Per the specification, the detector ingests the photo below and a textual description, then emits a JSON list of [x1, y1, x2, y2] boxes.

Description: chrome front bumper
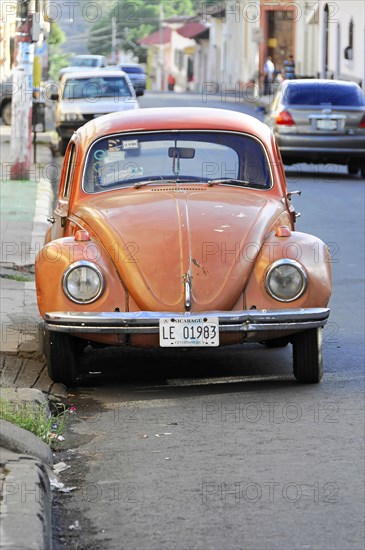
[[44, 308, 330, 334]]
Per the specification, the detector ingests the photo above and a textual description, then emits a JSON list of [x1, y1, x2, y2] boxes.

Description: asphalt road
[[52, 92, 365, 550]]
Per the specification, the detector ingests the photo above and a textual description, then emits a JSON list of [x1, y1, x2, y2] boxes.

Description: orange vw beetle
[[36, 108, 332, 385]]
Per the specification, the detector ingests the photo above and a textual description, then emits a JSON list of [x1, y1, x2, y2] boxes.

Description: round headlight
[[63, 261, 104, 304], [265, 259, 307, 302]]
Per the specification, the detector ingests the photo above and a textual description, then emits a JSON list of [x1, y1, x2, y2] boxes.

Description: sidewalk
[[0, 125, 66, 550], [0, 125, 54, 355]]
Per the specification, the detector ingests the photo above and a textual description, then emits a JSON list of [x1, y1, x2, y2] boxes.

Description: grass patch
[[1, 274, 33, 282], [0, 398, 67, 446]]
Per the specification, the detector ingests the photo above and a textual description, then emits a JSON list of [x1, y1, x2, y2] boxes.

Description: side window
[[63, 143, 76, 198]]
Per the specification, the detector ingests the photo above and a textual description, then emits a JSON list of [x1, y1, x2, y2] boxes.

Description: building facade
[[0, 1, 17, 81], [199, 1, 365, 92], [134, 1, 365, 93]]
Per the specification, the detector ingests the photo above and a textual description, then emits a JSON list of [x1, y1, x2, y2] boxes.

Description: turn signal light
[[359, 115, 365, 128], [276, 111, 295, 126], [275, 226, 292, 237], [75, 230, 91, 242]]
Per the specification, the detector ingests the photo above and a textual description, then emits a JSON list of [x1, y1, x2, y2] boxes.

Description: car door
[[51, 142, 77, 240]]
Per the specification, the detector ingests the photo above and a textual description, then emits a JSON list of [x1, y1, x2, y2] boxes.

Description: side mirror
[[50, 93, 59, 101], [287, 190, 302, 200]]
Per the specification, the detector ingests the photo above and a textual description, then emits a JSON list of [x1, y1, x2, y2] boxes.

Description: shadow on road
[[70, 343, 298, 401]]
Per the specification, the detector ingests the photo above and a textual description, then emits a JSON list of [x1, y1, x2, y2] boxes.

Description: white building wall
[[220, 1, 261, 89], [169, 31, 195, 91], [193, 38, 209, 91], [316, 1, 364, 86], [207, 16, 223, 84], [0, 9, 16, 81], [203, 0, 364, 93], [335, 1, 364, 85]]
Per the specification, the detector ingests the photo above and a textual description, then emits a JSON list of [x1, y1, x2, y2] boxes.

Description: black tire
[[348, 161, 359, 175], [292, 328, 323, 383], [44, 329, 82, 386], [360, 161, 365, 179], [59, 137, 69, 156], [2, 101, 12, 125], [262, 337, 290, 348]]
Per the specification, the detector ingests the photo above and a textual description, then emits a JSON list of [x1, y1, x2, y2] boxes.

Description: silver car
[[264, 79, 365, 177]]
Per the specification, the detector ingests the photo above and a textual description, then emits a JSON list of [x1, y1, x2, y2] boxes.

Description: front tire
[[292, 328, 323, 383], [2, 101, 12, 125], [44, 329, 82, 386], [348, 160, 359, 175], [360, 161, 365, 179]]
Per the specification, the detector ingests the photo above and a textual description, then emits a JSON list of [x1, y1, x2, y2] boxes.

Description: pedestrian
[[187, 73, 194, 92], [283, 54, 296, 79], [168, 74, 176, 91], [263, 56, 275, 95]]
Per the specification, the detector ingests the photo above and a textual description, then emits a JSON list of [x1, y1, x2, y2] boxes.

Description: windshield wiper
[[134, 179, 173, 189], [134, 178, 201, 189], [206, 178, 250, 187]]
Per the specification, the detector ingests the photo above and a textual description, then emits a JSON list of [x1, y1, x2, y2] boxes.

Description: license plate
[[316, 119, 337, 130], [159, 317, 219, 347]]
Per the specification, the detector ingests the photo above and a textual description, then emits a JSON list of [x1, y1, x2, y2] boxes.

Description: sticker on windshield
[[108, 138, 123, 152], [122, 139, 139, 150], [94, 149, 106, 160]]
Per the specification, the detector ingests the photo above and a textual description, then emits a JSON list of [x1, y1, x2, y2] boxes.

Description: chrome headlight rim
[[62, 260, 105, 304], [265, 259, 307, 302]]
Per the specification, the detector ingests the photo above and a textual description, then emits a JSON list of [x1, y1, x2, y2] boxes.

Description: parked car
[[119, 63, 146, 96], [264, 79, 365, 176], [52, 69, 139, 155], [0, 76, 48, 126], [36, 107, 332, 386], [0, 78, 12, 125], [58, 55, 108, 79]]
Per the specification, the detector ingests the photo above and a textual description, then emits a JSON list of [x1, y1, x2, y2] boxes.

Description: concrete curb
[[0, 420, 53, 466], [0, 394, 54, 549], [0, 451, 53, 550], [0, 388, 50, 411]]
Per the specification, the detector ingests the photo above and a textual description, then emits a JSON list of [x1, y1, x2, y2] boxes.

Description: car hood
[[58, 98, 138, 114], [73, 187, 285, 311]]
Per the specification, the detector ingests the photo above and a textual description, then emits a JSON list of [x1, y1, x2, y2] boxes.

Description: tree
[[88, 0, 197, 61], [48, 22, 70, 80]]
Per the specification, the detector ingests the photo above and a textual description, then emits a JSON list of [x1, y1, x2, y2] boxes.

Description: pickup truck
[[58, 55, 108, 80]]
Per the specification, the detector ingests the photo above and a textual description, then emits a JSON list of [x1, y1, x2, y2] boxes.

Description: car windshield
[[83, 131, 271, 193], [62, 77, 131, 99], [284, 82, 365, 106], [122, 66, 144, 74], [72, 57, 99, 67]]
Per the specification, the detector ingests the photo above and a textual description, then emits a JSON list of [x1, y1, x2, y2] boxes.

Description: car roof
[[61, 69, 127, 81], [120, 63, 143, 67], [75, 107, 272, 148], [282, 78, 361, 88], [73, 54, 105, 59]]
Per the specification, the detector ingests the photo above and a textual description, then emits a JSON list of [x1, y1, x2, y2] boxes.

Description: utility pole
[[159, 3, 164, 91], [10, 0, 34, 180], [111, 16, 117, 64]]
